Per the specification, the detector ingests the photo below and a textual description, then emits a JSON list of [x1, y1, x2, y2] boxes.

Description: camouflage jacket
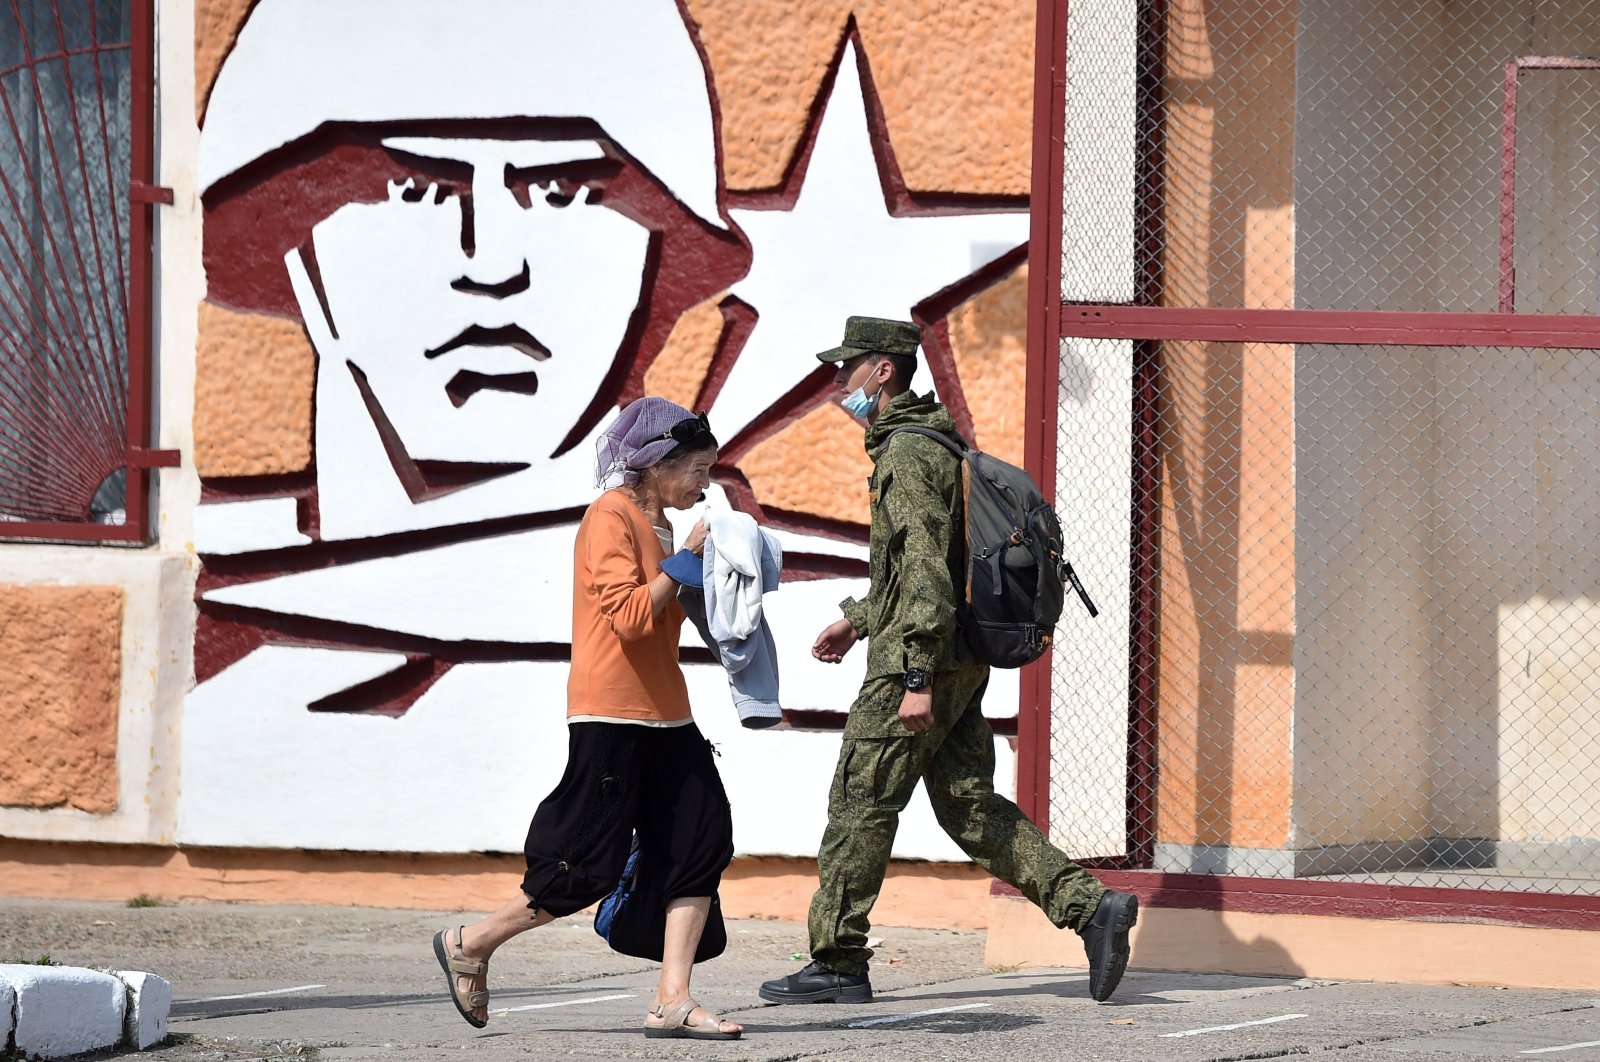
[[840, 390, 968, 679]]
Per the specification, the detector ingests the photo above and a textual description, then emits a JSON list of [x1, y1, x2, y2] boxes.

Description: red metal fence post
[[1498, 59, 1519, 315], [123, 0, 157, 542], [1021, 0, 1070, 831]]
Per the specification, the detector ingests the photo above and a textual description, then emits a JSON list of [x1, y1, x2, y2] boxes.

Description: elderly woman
[[433, 397, 741, 1040]]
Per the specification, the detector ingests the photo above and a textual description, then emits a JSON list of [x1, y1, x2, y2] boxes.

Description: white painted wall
[[180, 651, 1015, 860], [1059, 0, 1138, 306], [1048, 0, 1137, 859], [5, 0, 1031, 873], [169, 0, 1027, 866], [1499, 598, 1600, 848]]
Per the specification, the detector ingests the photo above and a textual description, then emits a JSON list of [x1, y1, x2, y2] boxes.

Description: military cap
[[814, 316, 922, 363]]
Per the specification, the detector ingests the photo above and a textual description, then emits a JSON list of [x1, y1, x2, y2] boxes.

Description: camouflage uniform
[[807, 389, 1106, 976]]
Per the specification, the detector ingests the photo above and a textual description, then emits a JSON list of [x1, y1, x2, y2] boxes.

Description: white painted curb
[[0, 979, 14, 1048], [1, 965, 125, 1058], [118, 970, 173, 1050], [0, 965, 171, 1057]]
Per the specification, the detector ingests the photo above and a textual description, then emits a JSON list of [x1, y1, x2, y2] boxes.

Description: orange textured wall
[[741, 403, 877, 525], [193, 300, 315, 479], [689, 0, 1034, 196], [0, 586, 123, 813], [194, 0, 254, 124], [643, 299, 726, 412], [690, 1, 1033, 517], [1161, 0, 1295, 311], [948, 263, 1029, 468], [1154, 0, 1297, 850]]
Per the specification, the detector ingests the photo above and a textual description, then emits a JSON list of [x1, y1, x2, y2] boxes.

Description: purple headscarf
[[595, 396, 699, 487]]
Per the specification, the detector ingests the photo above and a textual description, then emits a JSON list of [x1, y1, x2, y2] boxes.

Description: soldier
[[758, 316, 1139, 1006]]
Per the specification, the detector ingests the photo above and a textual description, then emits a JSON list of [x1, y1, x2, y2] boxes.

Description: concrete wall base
[[985, 892, 1600, 991], [0, 839, 992, 930]]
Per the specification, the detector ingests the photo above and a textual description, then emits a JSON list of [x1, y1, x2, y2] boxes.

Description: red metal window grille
[[0, 0, 166, 544]]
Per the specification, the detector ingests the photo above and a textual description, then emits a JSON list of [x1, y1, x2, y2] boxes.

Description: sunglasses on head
[[654, 412, 712, 445]]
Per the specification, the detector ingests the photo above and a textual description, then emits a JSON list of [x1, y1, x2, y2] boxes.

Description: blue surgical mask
[[841, 376, 881, 420]]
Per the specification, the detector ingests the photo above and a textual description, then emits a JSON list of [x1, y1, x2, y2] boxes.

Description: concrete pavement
[[2, 898, 1596, 1060]]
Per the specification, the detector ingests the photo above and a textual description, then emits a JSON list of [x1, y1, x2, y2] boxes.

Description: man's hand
[[812, 618, 860, 663], [898, 687, 934, 733]]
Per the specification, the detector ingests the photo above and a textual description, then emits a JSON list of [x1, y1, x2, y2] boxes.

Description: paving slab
[[2, 897, 1596, 1061], [1374, 1008, 1600, 1057]]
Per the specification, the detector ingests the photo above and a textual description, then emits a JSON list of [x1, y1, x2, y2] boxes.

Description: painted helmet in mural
[[198, 0, 726, 230]]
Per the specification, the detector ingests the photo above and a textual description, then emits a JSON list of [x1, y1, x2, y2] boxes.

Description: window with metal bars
[[0, 0, 157, 542]]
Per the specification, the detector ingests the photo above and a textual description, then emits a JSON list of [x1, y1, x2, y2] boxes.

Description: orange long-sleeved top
[[567, 488, 691, 722]]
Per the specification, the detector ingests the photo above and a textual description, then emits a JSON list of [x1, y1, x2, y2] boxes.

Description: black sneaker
[[758, 960, 874, 1004], [1080, 890, 1139, 1002]]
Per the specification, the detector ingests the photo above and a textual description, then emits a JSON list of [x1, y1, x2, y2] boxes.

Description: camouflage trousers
[[808, 659, 1107, 975]]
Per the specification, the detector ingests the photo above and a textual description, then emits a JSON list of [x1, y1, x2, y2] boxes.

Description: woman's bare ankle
[[457, 924, 493, 962]]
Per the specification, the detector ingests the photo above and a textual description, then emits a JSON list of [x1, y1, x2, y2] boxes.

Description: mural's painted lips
[[445, 370, 539, 407], [424, 324, 551, 363], [427, 325, 550, 407]]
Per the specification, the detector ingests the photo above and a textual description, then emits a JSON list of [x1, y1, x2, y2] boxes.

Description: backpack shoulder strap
[[881, 425, 968, 459], [879, 426, 973, 610], [894, 428, 1023, 533]]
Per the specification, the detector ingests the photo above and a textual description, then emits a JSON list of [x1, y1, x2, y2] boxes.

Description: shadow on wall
[[988, 884, 1305, 983], [1130, 905, 1304, 981]]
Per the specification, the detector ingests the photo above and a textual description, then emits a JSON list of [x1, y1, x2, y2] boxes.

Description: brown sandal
[[432, 926, 488, 1028], [644, 998, 742, 1040]]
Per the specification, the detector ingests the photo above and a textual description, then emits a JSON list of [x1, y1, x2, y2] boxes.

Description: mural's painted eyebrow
[[504, 157, 622, 187], [380, 136, 607, 171]]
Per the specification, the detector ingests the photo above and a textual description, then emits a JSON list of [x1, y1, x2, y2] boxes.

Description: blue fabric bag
[[593, 837, 726, 962], [593, 844, 641, 943]]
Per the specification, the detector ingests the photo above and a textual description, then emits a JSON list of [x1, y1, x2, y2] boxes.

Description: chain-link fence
[[1113, 0, 1600, 314], [1046, 0, 1600, 897]]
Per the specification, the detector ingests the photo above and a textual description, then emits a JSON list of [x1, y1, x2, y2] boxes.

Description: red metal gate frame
[[1019, 0, 1070, 838], [1020, 0, 1600, 919], [0, 0, 175, 545], [1499, 56, 1600, 314]]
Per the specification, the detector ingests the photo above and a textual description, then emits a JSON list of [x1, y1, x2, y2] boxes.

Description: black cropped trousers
[[521, 720, 733, 918]]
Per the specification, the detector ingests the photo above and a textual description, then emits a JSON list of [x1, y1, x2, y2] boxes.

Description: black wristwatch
[[903, 668, 928, 691]]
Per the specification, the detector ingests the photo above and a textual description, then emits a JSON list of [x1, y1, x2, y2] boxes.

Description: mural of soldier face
[[291, 134, 650, 474], [196, 0, 734, 540]]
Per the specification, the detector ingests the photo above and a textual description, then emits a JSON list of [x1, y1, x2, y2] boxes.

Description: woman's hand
[[683, 518, 709, 555]]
